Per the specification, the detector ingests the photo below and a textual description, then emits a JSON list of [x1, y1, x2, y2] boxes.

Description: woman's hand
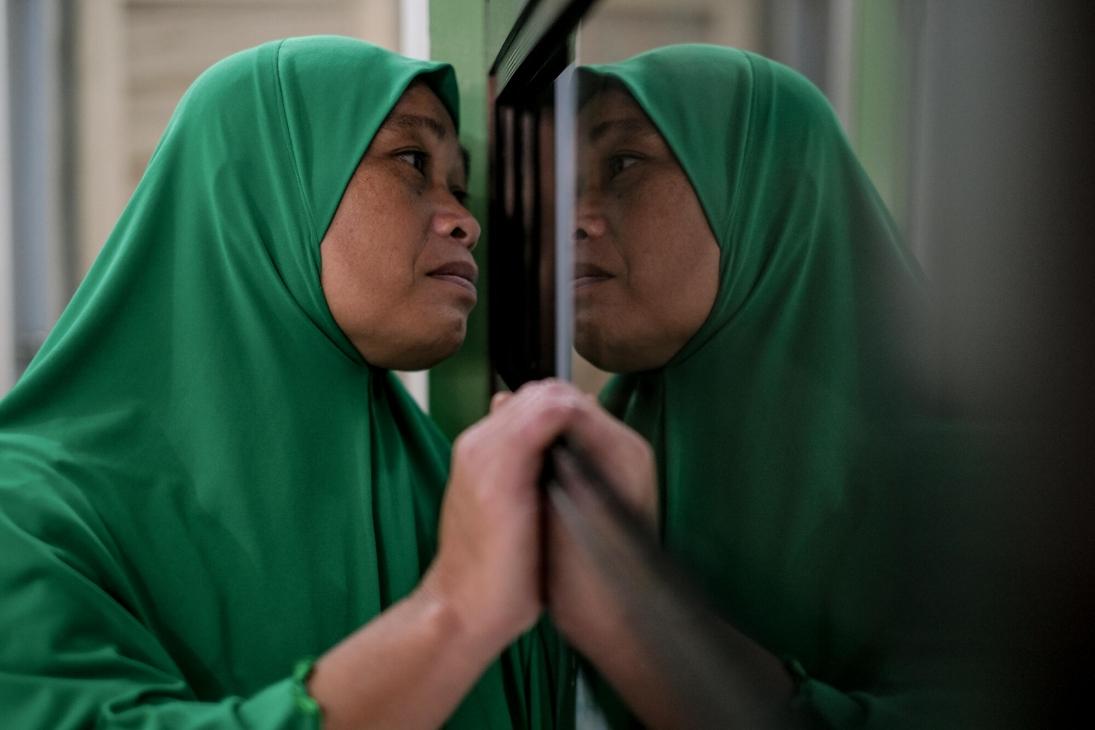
[[311, 380, 589, 730], [420, 379, 587, 655]]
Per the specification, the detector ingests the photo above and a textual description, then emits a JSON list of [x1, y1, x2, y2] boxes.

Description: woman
[[0, 36, 602, 729], [555, 45, 948, 727]]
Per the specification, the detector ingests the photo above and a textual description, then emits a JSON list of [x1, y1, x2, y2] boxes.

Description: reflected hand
[[539, 391, 659, 654]]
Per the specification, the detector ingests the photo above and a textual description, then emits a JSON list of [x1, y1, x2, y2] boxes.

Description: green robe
[[0, 37, 564, 729], [583, 45, 942, 727]]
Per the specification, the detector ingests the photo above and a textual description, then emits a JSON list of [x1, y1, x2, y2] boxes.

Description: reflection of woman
[[564, 45, 937, 727], [0, 37, 578, 729]]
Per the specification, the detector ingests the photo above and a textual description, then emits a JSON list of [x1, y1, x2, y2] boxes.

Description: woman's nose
[[433, 196, 481, 251], [574, 195, 607, 241]]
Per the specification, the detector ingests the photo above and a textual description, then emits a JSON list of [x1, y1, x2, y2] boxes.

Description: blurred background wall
[[0, 0, 409, 394]]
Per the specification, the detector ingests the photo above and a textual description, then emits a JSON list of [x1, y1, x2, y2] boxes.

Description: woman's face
[[320, 81, 480, 370], [574, 85, 720, 373]]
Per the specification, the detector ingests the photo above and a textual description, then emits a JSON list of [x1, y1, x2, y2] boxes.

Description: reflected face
[[320, 82, 480, 370], [574, 85, 720, 372]]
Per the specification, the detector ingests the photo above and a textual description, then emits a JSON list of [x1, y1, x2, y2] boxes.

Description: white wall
[[0, 0, 15, 392]]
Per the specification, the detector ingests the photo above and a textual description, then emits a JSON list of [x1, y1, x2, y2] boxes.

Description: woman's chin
[[575, 329, 676, 374], [359, 320, 467, 371], [574, 332, 626, 374]]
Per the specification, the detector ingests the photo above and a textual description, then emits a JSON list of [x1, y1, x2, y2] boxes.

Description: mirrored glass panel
[[551, 3, 960, 726]]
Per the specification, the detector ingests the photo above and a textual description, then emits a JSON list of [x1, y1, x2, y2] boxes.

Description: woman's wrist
[[308, 579, 510, 730], [414, 566, 516, 664]]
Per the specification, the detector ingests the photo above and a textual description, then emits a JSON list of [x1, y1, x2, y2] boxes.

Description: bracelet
[[291, 657, 323, 718]]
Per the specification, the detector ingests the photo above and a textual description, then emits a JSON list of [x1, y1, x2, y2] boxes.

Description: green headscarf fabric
[[583, 45, 936, 727], [0, 37, 564, 729]]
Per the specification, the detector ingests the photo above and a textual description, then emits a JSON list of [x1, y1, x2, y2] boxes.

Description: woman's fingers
[[489, 391, 512, 413], [485, 380, 583, 452], [489, 379, 656, 523]]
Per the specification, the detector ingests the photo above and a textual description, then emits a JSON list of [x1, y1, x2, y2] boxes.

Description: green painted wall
[[427, 0, 526, 437], [428, 1, 488, 438], [854, 0, 906, 226], [487, 0, 527, 60]]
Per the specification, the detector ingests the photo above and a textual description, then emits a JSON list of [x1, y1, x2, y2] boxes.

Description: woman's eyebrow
[[383, 113, 449, 140], [587, 117, 657, 143]]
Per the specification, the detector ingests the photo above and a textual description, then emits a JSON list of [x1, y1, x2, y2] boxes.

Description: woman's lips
[[574, 262, 613, 289], [428, 261, 479, 295]]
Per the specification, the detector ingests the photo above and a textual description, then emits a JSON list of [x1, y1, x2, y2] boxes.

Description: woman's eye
[[608, 154, 641, 179], [451, 188, 469, 206], [396, 149, 428, 174]]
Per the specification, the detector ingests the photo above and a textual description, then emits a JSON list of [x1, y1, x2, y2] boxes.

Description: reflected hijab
[[584, 45, 935, 727], [0, 37, 561, 729]]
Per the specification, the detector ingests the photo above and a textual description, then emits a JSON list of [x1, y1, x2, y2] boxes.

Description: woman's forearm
[[308, 583, 503, 730]]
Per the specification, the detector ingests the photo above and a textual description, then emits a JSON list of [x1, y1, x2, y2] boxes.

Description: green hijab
[[584, 45, 935, 727], [0, 37, 563, 729]]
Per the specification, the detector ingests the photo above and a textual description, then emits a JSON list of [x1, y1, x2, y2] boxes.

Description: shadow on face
[[573, 82, 720, 373], [319, 81, 481, 370]]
